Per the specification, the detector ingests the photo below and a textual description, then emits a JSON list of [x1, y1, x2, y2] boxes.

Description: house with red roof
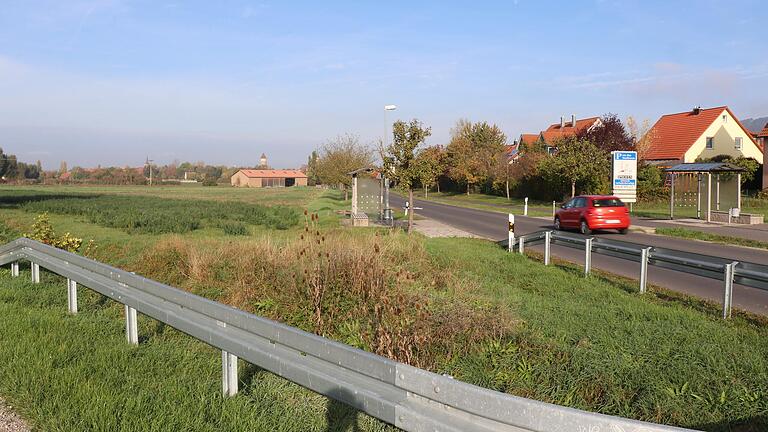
[[519, 115, 602, 155], [642, 106, 762, 166], [230, 169, 308, 187], [755, 122, 768, 154]]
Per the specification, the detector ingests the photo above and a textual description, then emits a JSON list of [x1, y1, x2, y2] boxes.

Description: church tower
[[259, 153, 268, 168]]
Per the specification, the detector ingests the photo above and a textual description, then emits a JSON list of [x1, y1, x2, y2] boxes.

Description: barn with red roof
[[230, 169, 308, 187]]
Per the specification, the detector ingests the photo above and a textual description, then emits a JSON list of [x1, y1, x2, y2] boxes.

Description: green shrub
[[218, 221, 248, 236]]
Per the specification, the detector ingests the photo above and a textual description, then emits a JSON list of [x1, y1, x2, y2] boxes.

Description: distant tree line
[[0, 148, 41, 182]]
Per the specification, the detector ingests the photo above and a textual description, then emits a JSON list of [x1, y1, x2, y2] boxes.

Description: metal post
[[639, 247, 651, 293], [67, 278, 78, 314], [716, 174, 720, 211], [584, 238, 593, 276], [722, 262, 737, 319], [519, 237, 525, 255], [31, 262, 40, 283], [544, 231, 551, 265], [670, 173, 675, 220], [706, 172, 711, 223], [524, 197, 528, 216], [222, 350, 238, 396], [737, 173, 742, 210], [696, 173, 701, 219], [11, 261, 19, 277], [124, 305, 138, 345]]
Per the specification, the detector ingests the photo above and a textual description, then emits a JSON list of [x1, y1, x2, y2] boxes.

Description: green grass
[[655, 227, 768, 250], [0, 271, 394, 432], [2, 185, 768, 430]]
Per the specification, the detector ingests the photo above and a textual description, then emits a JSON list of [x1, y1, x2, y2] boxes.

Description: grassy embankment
[[0, 185, 767, 431]]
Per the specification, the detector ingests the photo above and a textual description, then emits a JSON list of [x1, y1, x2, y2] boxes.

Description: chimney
[[692, 106, 701, 115], [571, 114, 576, 127], [560, 116, 564, 128]]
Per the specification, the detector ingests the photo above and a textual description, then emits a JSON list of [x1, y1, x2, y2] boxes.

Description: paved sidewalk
[[410, 218, 484, 239]]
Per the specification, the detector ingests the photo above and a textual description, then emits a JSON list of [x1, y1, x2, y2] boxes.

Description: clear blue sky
[[1, 0, 766, 169]]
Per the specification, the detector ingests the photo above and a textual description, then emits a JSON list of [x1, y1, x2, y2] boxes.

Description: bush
[[202, 177, 218, 186], [218, 221, 248, 236], [24, 213, 84, 252]]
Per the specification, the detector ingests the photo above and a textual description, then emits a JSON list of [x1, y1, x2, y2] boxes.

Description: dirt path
[[0, 398, 30, 432]]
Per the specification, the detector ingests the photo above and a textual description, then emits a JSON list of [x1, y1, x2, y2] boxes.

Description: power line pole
[[145, 157, 154, 186]]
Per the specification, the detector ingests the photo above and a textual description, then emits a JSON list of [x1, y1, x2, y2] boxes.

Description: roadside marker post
[[544, 231, 551, 265], [507, 214, 515, 252], [639, 247, 651, 293], [524, 197, 528, 216], [584, 238, 593, 276], [552, 201, 555, 217], [722, 262, 738, 319]]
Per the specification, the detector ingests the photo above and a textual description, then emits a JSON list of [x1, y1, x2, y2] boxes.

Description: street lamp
[[383, 105, 397, 222]]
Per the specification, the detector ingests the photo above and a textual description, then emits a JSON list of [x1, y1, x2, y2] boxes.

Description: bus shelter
[[348, 167, 390, 224], [665, 162, 745, 222]]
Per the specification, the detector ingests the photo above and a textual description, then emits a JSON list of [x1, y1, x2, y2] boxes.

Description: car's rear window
[[592, 198, 625, 207]]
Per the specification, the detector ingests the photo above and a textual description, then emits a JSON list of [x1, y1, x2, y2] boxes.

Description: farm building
[[230, 169, 308, 188]]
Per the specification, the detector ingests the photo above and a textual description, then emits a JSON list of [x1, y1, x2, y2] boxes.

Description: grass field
[[1, 184, 767, 431]]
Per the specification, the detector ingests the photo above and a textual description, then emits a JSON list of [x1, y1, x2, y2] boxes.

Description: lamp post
[[145, 157, 154, 186], [383, 105, 397, 222]]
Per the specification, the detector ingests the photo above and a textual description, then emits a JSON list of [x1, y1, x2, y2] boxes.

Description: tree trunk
[[424, 185, 428, 198], [407, 189, 415, 234], [467, 183, 471, 196], [571, 181, 576, 198], [505, 179, 510, 200], [437, 182, 440, 193], [344, 189, 348, 200]]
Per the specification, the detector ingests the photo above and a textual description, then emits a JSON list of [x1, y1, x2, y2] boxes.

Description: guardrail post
[[11, 261, 19, 277], [31, 262, 40, 283], [518, 237, 525, 255], [584, 238, 593, 276], [222, 351, 238, 396], [67, 278, 78, 314], [544, 231, 551, 265], [722, 262, 737, 319], [639, 247, 651, 293], [124, 305, 138, 345]]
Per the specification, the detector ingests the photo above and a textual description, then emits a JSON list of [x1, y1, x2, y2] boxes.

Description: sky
[[1, 0, 767, 170]]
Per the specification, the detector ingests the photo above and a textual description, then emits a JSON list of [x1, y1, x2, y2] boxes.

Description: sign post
[[611, 151, 637, 203], [508, 214, 515, 252]]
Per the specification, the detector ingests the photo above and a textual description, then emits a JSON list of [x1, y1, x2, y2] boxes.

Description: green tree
[[539, 138, 610, 198], [414, 145, 445, 197], [315, 134, 373, 200], [446, 120, 507, 195], [306, 150, 320, 186], [381, 119, 432, 233]]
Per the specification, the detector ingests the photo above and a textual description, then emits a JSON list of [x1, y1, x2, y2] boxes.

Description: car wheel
[[554, 217, 561, 231], [619, 228, 628, 234], [580, 220, 591, 235]]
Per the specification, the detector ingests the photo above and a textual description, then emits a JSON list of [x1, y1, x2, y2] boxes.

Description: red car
[[554, 195, 630, 235]]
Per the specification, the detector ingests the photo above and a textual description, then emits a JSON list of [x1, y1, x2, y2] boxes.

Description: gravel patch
[[0, 398, 30, 432]]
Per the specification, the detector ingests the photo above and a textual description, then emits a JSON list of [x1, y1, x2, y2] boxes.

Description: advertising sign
[[611, 151, 637, 203]]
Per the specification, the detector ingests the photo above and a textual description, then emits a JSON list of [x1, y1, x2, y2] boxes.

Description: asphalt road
[[391, 194, 768, 316]]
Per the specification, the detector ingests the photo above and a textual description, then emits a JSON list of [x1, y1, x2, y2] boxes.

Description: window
[[722, 114, 727, 123], [574, 197, 587, 208], [706, 137, 714, 149], [593, 198, 625, 207], [735, 137, 743, 150]]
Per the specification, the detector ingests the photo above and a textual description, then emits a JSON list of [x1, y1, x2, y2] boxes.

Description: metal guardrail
[[0, 237, 695, 432], [505, 230, 768, 319]]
